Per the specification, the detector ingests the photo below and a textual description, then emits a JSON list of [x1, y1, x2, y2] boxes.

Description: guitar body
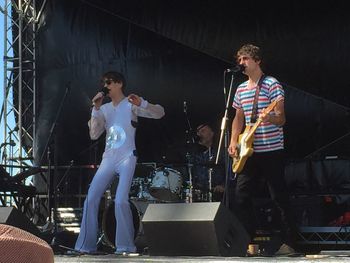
[[232, 125, 254, 173], [231, 100, 278, 174]]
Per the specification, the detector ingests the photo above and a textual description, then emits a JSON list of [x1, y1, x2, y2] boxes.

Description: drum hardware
[[182, 184, 209, 202], [136, 180, 148, 200], [185, 154, 194, 203], [136, 178, 156, 201], [130, 163, 157, 201], [207, 147, 214, 202], [208, 167, 213, 202], [130, 176, 157, 201], [104, 189, 113, 206], [194, 188, 209, 202], [193, 148, 218, 203], [135, 177, 147, 199], [183, 100, 197, 203]]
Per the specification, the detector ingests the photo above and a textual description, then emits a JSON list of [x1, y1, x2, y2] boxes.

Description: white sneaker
[[275, 243, 295, 256], [114, 251, 140, 256]]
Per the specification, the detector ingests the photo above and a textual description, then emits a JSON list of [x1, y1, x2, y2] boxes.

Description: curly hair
[[236, 44, 262, 62]]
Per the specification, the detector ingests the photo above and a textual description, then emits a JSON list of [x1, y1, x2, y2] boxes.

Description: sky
[[1, 0, 32, 175], [0, 0, 5, 144], [1, 0, 15, 146]]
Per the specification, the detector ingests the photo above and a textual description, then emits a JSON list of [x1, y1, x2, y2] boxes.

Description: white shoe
[[115, 251, 140, 256], [275, 243, 295, 256]]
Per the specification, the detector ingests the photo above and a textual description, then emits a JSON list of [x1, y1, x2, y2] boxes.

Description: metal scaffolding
[[0, 0, 46, 209], [1, 0, 37, 169]]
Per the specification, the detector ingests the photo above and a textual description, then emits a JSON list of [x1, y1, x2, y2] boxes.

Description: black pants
[[233, 150, 297, 246]]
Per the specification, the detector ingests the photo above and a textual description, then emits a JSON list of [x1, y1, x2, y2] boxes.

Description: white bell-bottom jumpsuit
[[74, 97, 164, 253]]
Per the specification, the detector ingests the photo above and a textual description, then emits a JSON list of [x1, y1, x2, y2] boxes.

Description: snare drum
[[149, 167, 182, 201]]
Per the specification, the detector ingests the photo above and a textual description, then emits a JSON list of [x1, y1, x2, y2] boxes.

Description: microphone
[[92, 87, 110, 105], [183, 101, 187, 113], [225, 64, 245, 73], [100, 86, 110, 96]]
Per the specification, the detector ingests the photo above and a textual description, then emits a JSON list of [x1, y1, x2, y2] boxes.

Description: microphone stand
[[215, 71, 239, 208], [38, 83, 71, 237], [55, 138, 101, 207], [183, 101, 195, 203]]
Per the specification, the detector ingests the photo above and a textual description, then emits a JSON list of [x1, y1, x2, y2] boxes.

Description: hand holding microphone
[[92, 92, 104, 109], [92, 87, 109, 109]]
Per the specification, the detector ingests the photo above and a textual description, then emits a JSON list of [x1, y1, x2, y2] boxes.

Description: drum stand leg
[[96, 232, 105, 246], [208, 168, 213, 202], [137, 183, 144, 199], [185, 161, 193, 203], [208, 148, 214, 202]]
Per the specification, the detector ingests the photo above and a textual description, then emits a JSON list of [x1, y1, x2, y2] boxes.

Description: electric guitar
[[232, 100, 278, 173]]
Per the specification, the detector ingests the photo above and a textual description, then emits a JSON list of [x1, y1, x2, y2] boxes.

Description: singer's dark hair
[[236, 44, 262, 62], [102, 71, 126, 93]]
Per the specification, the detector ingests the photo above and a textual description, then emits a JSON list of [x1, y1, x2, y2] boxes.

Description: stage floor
[[54, 251, 350, 263]]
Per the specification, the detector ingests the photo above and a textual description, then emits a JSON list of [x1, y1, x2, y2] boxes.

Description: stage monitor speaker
[[0, 206, 41, 237], [142, 202, 250, 256]]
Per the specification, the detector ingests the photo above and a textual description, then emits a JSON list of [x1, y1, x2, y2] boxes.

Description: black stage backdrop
[[27, 0, 350, 191]]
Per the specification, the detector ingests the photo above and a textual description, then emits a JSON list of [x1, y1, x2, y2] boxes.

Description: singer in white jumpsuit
[[74, 71, 165, 254]]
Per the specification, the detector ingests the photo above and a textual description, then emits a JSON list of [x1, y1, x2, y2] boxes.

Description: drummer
[[192, 122, 225, 201]]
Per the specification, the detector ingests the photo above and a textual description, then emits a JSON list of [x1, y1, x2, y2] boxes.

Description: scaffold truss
[[1, 0, 46, 208]]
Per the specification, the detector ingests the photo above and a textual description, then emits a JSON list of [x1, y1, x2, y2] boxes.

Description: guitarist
[[228, 44, 297, 255]]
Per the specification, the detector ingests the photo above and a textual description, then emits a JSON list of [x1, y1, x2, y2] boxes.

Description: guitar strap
[[250, 74, 266, 124]]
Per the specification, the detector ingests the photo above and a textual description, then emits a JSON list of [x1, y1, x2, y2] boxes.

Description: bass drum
[[149, 167, 182, 202], [101, 200, 149, 250]]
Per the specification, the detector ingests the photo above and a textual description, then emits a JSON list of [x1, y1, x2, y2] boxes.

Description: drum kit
[[129, 163, 215, 204]]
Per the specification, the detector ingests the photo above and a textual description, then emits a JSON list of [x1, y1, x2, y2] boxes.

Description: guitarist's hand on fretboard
[[259, 108, 271, 123], [259, 98, 285, 126]]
